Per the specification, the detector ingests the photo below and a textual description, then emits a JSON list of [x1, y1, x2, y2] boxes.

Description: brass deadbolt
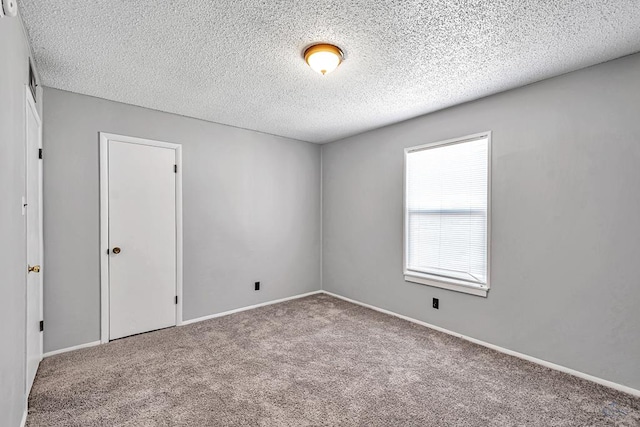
[[28, 265, 41, 273], [112, 247, 121, 254]]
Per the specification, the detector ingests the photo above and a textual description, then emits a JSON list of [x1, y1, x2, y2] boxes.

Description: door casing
[[99, 133, 183, 343]]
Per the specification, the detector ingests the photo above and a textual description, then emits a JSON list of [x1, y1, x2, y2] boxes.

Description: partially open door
[[100, 134, 182, 341], [25, 87, 43, 395]]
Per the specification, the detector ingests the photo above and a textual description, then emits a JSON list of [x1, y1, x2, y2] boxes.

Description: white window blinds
[[405, 134, 489, 287]]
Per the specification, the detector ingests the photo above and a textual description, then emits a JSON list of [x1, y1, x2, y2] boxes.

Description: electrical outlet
[[432, 298, 439, 309], [254, 282, 260, 291]]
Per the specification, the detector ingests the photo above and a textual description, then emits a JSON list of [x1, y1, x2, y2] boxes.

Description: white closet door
[[108, 140, 177, 340], [25, 90, 43, 394]]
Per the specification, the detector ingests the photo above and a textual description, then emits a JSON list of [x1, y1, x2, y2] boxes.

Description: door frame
[[99, 133, 183, 344], [25, 86, 43, 393]]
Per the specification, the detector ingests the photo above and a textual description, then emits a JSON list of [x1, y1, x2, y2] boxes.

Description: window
[[404, 132, 491, 297]]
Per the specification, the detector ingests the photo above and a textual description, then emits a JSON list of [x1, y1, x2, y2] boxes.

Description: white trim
[[99, 133, 183, 343], [404, 274, 488, 297], [180, 291, 323, 326], [46, 292, 322, 356], [403, 131, 492, 297], [99, 136, 109, 343], [20, 408, 27, 427], [321, 291, 640, 398], [36, 94, 44, 366], [43, 341, 101, 358], [175, 146, 184, 325]]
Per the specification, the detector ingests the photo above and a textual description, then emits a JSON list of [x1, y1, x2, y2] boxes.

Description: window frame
[[403, 131, 492, 298]]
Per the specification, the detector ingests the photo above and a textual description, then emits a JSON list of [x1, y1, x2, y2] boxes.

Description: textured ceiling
[[19, 1, 640, 143]]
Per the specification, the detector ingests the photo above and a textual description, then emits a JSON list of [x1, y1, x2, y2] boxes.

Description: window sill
[[404, 272, 489, 297]]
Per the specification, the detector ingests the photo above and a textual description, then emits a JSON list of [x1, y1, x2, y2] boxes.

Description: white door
[[25, 88, 43, 394], [107, 139, 178, 340]]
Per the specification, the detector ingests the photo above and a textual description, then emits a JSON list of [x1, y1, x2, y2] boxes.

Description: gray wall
[[322, 53, 640, 390], [43, 88, 321, 353], [0, 13, 42, 427]]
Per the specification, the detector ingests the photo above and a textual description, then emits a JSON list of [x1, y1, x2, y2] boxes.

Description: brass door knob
[[112, 247, 121, 254], [28, 265, 41, 273]]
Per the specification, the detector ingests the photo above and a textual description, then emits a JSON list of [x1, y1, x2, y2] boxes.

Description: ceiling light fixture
[[304, 44, 344, 76]]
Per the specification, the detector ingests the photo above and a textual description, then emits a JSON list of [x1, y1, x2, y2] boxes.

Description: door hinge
[[174, 164, 177, 173], [39, 320, 44, 332], [38, 148, 43, 159], [175, 296, 178, 305]]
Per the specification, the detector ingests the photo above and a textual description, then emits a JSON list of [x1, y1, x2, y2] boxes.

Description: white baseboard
[[20, 408, 27, 427], [39, 290, 637, 397], [43, 340, 101, 358], [321, 291, 640, 398], [180, 290, 323, 326], [44, 292, 322, 357]]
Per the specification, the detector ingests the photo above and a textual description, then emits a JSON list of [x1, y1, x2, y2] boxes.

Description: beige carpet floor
[[27, 294, 639, 426]]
